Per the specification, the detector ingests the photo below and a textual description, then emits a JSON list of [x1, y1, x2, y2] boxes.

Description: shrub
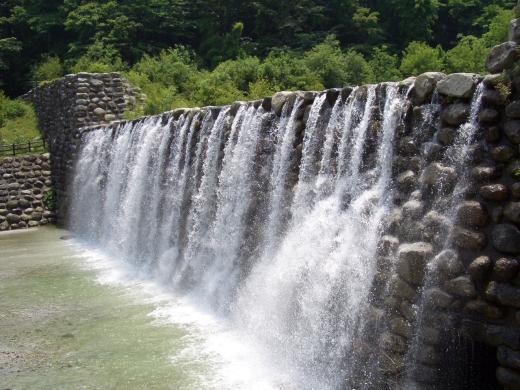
[[32, 55, 65, 84], [400, 41, 445, 76]]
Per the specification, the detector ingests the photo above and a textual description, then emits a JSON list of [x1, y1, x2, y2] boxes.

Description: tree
[[369, 47, 402, 82], [445, 35, 487, 73], [400, 41, 445, 76]]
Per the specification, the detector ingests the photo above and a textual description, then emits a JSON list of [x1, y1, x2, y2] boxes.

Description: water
[[68, 82, 484, 388]]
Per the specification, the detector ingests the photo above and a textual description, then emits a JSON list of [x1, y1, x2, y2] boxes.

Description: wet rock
[[485, 126, 502, 142], [425, 288, 453, 308], [512, 183, 520, 200], [381, 332, 407, 353], [457, 201, 488, 226], [493, 258, 519, 281], [6, 213, 20, 224], [486, 42, 519, 73], [414, 72, 446, 103], [437, 127, 455, 145], [422, 163, 457, 188], [271, 91, 294, 116], [390, 316, 413, 339], [491, 145, 515, 162], [507, 101, 520, 119], [505, 120, 520, 144], [397, 170, 416, 191], [441, 103, 469, 126], [261, 97, 272, 111], [398, 136, 418, 156], [465, 300, 503, 320], [420, 327, 441, 346], [492, 224, 520, 254], [402, 200, 424, 219], [479, 108, 499, 123], [453, 226, 487, 250], [480, 184, 509, 201], [416, 345, 440, 365], [390, 276, 418, 302], [482, 89, 506, 106], [399, 300, 416, 322], [397, 242, 433, 285], [378, 235, 399, 255], [472, 166, 498, 182], [487, 281, 520, 307], [433, 249, 464, 280], [437, 73, 478, 98], [444, 276, 477, 298], [379, 351, 404, 374], [498, 366, 520, 388], [505, 202, 520, 223]]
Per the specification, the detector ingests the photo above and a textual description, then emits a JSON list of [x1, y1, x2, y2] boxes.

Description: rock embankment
[[0, 154, 54, 231]]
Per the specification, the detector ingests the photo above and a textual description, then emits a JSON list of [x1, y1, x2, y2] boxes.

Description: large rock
[[432, 249, 464, 280], [453, 226, 487, 250], [469, 256, 492, 282], [437, 73, 478, 98], [271, 91, 295, 116], [505, 202, 520, 223], [441, 103, 469, 125], [425, 287, 453, 308], [493, 258, 519, 281], [422, 162, 457, 188], [465, 300, 503, 320], [492, 224, 520, 254], [505, 120, 520, 143], [491, 145, 514, 162], [6, 213, 20, 224], [506, 100, 520, 118], [486, 281, 520, 307], [486, 42, 519, 73], [480, 184, 509, 201], [444, 276, 477, 298], [510, 18, 520, 42], [457, 201, 488, 226], [397, 242, 433, 285], [413, 72, 446, 103], [498, 346, 520, 370]]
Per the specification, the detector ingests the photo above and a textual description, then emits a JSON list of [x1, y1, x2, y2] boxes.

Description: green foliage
[[0, 92, 39, 144], [70, 41, 126, 74], [369, 47, 402, 82], [481, 7, 515, 46], [33, 55, 65, 84], [445, 35, 488, 73], [42, 188, 56, 211], [343, 50, 375, 85], [303, 35, 350, 88], [400, 42, 445, 76]]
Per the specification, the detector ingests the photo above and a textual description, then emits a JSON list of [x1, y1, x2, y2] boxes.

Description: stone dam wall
[[0, 154, 54, 231], [23, 10, 520, 389]]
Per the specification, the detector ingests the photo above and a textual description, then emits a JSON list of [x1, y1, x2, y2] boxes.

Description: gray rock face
[[505, 120, 520, 143], [492, 224, 520, 254], [487, 281, 520, 307], [422, 163, 457, 187], [505, 202, 520, 223], [457, 201, 488, 226], [453, 226, 487, 250], [480, 184, 509, 201], [397, 242, 433, 285], [506, 100, 520, 118], [441, 103, 470, 125], [486, 42, 519, 73], [271, 91, 294, 116], [437, 73, 478, 98], [444, 276, 477, 298], [413, 72, 446, 103]]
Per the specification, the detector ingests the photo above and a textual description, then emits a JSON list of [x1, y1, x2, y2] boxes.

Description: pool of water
[[0, 227, 277, 390]]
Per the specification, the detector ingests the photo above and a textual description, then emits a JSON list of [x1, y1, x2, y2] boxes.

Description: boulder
[[507, 101, 520, 118], [465, 300, 503, 320], [441, 103, 469, 126], [505, 202, 520, 223], [432, 249, 464, 280], [389, 316, 413, 339], [482, 89, 506, 106], [414, 72, 446, 103], [271, 91, 295, 116], [453, 226, 487, 250], [505, 120, 520, 144], [486, 42, 518, 73], [498, 346, 520, 370], [397, 170, 416, 191], [402, 200, 424, 220], [437, 73, 478, 98], [93, 107, 106, 116], [397, 242, 433, 285], [479, 108, 499, 123], [425, 288, 453, 308], [422, 163, 457, 188], [487, 281, 520, 308], [493, 258, 519, 281], [491, 145, 515, 162], [480, 184, 509, 201], [510, 18, 520, 42], [6, 213, 20, 224], [457, 201, 488, 226], [472, 166, 498, 182], [444, 276, 477, 298], [437, 127, 455, 145], [492, 224, 520, 254]]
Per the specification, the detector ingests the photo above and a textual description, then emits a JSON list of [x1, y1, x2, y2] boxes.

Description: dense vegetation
[[0, 0, 516, 124]]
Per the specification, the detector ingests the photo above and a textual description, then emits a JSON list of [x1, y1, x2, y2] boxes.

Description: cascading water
[[70, 80, 486, 389]]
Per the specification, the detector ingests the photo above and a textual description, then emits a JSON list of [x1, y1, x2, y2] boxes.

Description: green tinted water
[[0, 227, 212, 389]]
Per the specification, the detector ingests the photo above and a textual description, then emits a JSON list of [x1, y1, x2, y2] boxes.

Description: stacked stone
[[0, 154, 54, 230], [23, 73, 139, 225]]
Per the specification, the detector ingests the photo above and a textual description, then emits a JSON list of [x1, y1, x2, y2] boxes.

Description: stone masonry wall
[[23, 72, 141, 224], [0, 154, 54, 231]]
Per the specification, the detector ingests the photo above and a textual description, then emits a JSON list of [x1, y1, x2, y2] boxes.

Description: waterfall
[[70, 80, 486, 389]]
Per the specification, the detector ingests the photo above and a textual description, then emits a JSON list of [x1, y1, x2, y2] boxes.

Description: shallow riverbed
[[0, 227, 220, 389]]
